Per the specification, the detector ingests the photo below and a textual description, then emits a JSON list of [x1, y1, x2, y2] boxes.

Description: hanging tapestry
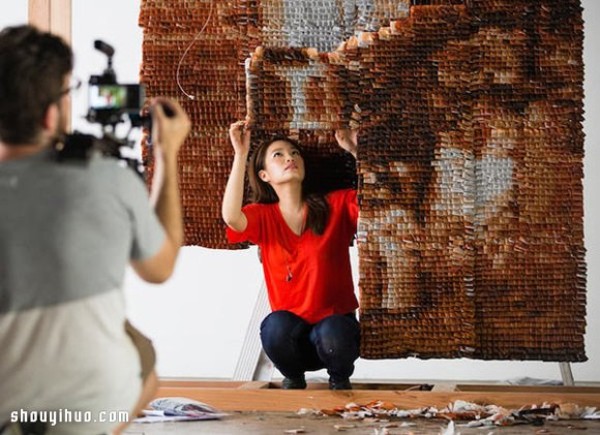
[[139, 0, 586, 361]]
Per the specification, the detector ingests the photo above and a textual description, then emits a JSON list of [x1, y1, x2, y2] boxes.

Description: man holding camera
[[0, 25, 190, 434]]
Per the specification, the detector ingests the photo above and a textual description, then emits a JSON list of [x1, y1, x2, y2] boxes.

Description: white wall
[[2, 0, 598, 383], [0, 2, 27, 28]]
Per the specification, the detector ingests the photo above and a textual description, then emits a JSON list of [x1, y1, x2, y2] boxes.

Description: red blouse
[[227, 189, 359, 324]]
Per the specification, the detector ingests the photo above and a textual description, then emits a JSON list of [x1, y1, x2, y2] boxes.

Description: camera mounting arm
[[94, 40, 116, 83]]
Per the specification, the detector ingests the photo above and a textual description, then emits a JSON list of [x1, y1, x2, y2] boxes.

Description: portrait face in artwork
[[140, 0, 586, 361]]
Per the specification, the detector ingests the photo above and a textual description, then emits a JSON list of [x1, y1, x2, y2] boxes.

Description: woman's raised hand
[[223, 121, 251, 232], [229, 120, 251, 156], [335, 129, 358, 158]]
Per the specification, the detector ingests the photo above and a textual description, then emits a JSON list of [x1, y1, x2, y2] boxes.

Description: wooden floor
[[123, 380, 600, 434], [124, 411, 600, 434], [151, 380, 600, 411]]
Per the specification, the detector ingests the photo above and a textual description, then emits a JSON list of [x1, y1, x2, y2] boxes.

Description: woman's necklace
[[283, 205, 306, 282]]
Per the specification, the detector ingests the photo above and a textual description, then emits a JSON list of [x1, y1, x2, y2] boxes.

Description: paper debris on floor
[[283, 427, 306, 434], [441, 420, 455, 435], [134, 397, 227, 423], [306, 400, 600, 428]]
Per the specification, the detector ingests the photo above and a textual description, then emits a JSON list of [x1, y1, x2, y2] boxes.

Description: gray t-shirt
[[0, 148, 165, 313], [0, 148, 165, 434]]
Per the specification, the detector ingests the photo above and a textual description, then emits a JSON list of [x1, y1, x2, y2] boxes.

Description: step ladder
[[232, 280, 274, 381], [233, 282, 575, 386]]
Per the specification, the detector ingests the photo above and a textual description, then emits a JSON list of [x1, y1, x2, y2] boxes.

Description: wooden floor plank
[[154, 381, 600, 411], [125, 411, 600, 435]]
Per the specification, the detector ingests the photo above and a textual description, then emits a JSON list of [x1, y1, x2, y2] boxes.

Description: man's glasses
[[59, 77, 82, 97]]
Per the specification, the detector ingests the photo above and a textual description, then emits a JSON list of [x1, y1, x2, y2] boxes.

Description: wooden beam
[[28, 0, 71, 43], [155, 381, 600, 412], [28, 0, 72, 128], [49, 0, 71, 44], [28, 0, 51, 32]]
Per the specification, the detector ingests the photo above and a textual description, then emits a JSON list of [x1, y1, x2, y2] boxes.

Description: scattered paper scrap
[[134, 397, 226, 423], [334, 423, 356, 431], [284, 427, 306, 434], [441, 420, 455, 435], [299, 400, 600, 429]]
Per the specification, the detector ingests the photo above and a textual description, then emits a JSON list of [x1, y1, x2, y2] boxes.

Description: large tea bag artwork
[[140, 0, 586, 361]]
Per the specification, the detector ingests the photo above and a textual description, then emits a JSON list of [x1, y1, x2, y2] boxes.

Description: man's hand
[[133, 97, 190, 284], [150, 97, 191, 158]]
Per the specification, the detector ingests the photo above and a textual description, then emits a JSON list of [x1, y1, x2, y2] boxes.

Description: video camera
[[55, 40, 148, 176], [86, 40, 146, 127]]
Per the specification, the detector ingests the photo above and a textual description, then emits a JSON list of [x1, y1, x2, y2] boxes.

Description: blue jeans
[[260, 310, 360, 382]]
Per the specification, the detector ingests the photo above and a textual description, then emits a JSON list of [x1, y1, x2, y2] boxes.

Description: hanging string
[[176, 0, 215, 100]]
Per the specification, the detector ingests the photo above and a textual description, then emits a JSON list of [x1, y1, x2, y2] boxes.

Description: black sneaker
[[282, 376, 307, 389], [329, 378, 352, 390]]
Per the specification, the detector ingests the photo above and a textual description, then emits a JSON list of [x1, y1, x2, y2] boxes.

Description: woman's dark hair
[[0, 25, 73, 145], [248, 136, 330, 235]]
